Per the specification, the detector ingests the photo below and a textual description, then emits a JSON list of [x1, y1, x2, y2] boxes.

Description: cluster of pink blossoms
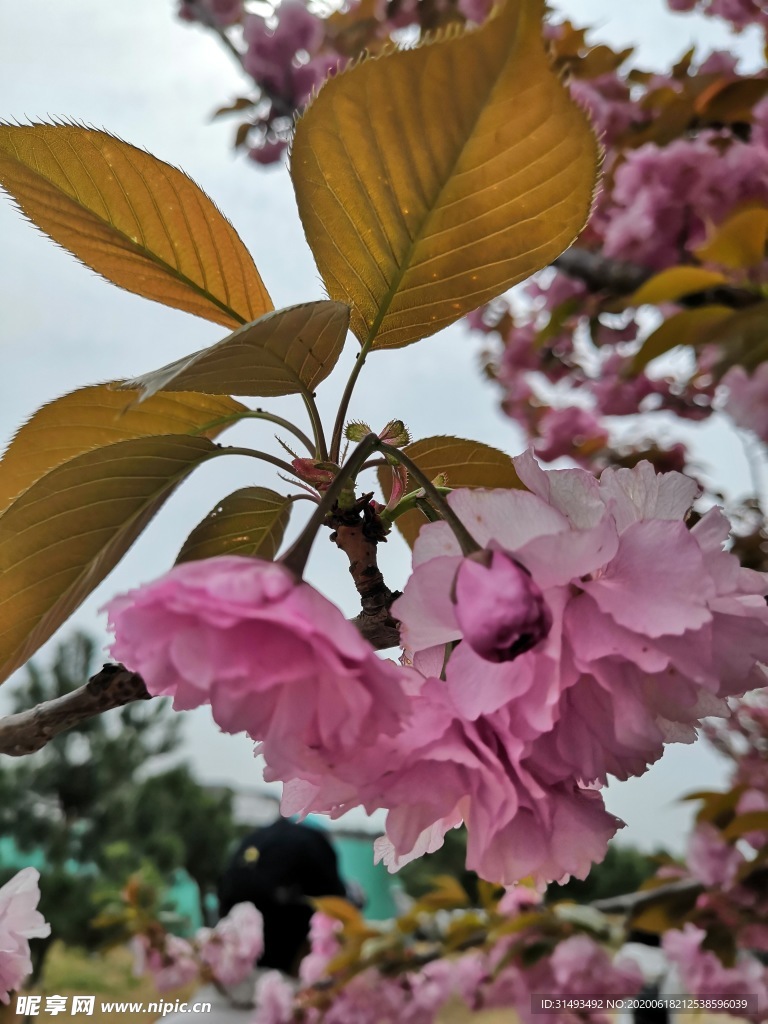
[[664, 926, 768, 1024], [107, 455, 768, 887], [721, 365, 768, 444], [0, 868, 50, 1004], [133, 902, 264, 992], [251, 911, 642, 1024], [667, 0, 768, 31]]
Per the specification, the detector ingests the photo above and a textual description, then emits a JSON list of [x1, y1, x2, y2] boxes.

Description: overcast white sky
[[0, 0, 764, 853]]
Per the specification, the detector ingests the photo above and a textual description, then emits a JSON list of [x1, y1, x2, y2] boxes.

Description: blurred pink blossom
[[132, 934, 199, 993], [198, 902, 264, 986], [664, 924, 768, 1023], [686, 823, 744, 887], [0, 868, 50, 1005], [722, 364, 768, 443], [534, 406, 609, 463], [253, 970, 297, 1024], [300, 912, 343, 986]]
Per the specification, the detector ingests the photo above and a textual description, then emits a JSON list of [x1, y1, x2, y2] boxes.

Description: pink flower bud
[[291, 458, 337, 491], [453, 550, 552, 663], [378, 419, 410, 447]]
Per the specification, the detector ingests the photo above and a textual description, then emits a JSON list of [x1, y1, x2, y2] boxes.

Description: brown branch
[[590, 878, 701, 915], [554, 247, 650, 295], [554, 246, 759, 308], [0, 664, 150, 757], [329, 500, 401, 651]]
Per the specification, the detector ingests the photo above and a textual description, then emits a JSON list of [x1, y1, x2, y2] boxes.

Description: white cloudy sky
[[0, 0, 764, 852]]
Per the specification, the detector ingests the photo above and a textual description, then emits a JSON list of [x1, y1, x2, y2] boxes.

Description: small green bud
[[345, 421, 373, 442]]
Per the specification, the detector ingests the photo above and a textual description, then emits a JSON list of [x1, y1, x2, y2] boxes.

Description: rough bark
[[0, 663, 149, 757]]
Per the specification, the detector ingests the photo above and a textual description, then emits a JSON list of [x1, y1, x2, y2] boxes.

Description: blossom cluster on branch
[[106, 454, 768, 887], [131, 902, 265, 991]]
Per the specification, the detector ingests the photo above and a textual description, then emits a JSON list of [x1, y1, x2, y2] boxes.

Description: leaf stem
[[376, 442, 480, 555], [379, 485, 453, 529], [223, 446, 301, 478], [280, 433, 380, 577], [195, 409, 315, 454], [329, 343, 372, 464], [302, 392, 329, 462]]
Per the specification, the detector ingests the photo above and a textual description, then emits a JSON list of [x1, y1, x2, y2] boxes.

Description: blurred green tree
[[0, 631, 239, 980]]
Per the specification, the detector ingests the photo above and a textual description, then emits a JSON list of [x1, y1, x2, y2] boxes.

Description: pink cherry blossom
[[366, 679, 623, 886], [105, 556, 409, 786], [197, 902, 264, 986], [534, 406, 609, 463], [285, 455, 768, 886], [253, 970, 297, 1024], [395, 454, 768, 788], [132, 933, 199, 993], [300, 912, 343, 986], [722, 364, 768, 444], [453, 550, 553, 663], [243, 3, 326, 103], [248, 139, 289, 166], [686, 823, 744, 887], [598, 136, 768, 269], [485, 933, 643, 1024], [663, 924, 768, 1023], [0, 868, 50, 1005]]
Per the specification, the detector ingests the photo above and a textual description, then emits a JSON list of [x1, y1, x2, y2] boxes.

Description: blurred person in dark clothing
[[218, 816, 348, 976], [163, 817, 349, 1022]]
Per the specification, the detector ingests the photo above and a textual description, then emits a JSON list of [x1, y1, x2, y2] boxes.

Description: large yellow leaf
[[0, 123, 272, 328], [291, 0, 599, 350], [379, 435, 523, 545], [176, 487, 293, 562], [0, 386, 246, 513], [0, 435, 221, 684], [123, 301, 350, 400]]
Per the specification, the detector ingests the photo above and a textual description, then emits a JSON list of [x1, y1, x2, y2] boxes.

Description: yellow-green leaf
[[629, 889, 699, 935], [628, 266, 729, 307], [176, 487, 293, 563], [0, 435, 221, 684], [696, 77, 768, 125], [123, 301, 350, 401], [0, 122, 272, 328], [312, 897, 366, 930], [291, 0, 599, 350], [631, 305, 733, 372], [712, 301, 768, 373], [0, 386, 246, 514], [379, 435, 523, 545], [696, 205, 768, 270], [722, 811, 768, 841], [415, 875, 470, 911], [437, 1000, 518, 1024]]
